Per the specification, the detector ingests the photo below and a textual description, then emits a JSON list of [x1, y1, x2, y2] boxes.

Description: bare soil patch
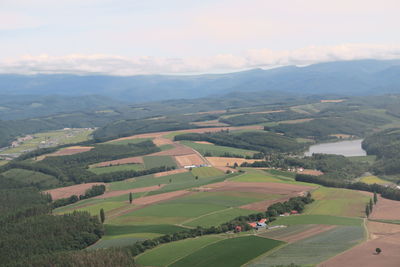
[[175, 154, 206, 167], [199, 181, 314, 195], [370, 196, 400, 221], [280, 224, 336, 243], [152, 137, 174, 146], [91, 156, 143, 167], [320, 99, 345, 103], [40, 146, 93, 159], [367, 221, 400, 239], [93, 185, 165, 199], [279, 118, 314, 124], [240, 197, 292, 211], [206, 157, 260, 167], [319, 232, 400, 267], [153, 168, 188, 177], [45, 182, 105, 200]]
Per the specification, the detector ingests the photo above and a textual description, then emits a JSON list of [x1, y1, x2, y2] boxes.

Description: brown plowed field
[[154, 168, 188, 177], [93, 185, 164, 199], [206, 157, 260, 167], [319, 232, 400, 267], [175, 154, 206, 167], [149, 143, 194, 156], [240, 197, 292, 211], [280, 225, 336, 243], [153, 137, 174, 146], [194, 141, 215, 145], [367, 221, 400, 239], [91, 156, 144, 167], [370, 196, 400, 221], [199, 181, 314, 195], [39, 146, 94, 160], [45, 183, 105, 200], [111, 125, 264, 141], [279, 118, 314, 124]]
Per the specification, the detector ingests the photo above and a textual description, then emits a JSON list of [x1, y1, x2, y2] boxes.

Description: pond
[[304, 139, 366, 157]]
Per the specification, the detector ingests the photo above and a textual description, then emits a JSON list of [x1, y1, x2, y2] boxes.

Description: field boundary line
[[165, 236, 227, 267], [180, 207, 234, 226]]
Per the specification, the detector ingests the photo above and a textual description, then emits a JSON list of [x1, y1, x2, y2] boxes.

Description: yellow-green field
[[359, 175, 389, 185]]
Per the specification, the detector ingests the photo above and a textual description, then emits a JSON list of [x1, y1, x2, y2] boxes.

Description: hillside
[[2, 60, 400, 102]]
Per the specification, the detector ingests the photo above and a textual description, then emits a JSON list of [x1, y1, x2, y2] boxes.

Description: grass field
[[143, 156, 177, 169], [1, 168, 59, 188], [191, 167, 224, 178], [230, 169, 295, 183], [348, 155, 376, 164], [170, 235, 284, 267], [89, 163, 145, 174], [184, 208, 256, 227], [0, 160, 7, 166], [136, 235, 224, 267], [107, 138, 152, 145], [105, 224, 187, 236], [88, 237, 145, 250], [359, 175, 389, 184], [57, 201, 127, 216], [258, 224, 316, 240], [180, 141, 256, 157], [271, 214, 363, 226], [0, 128, 93, 155], [248, 226, 364, 266], [305, 187, 369, 217], [111, 203, 228, 225]]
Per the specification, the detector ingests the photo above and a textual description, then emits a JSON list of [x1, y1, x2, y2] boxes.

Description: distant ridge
[[1, 59, 400, 102]]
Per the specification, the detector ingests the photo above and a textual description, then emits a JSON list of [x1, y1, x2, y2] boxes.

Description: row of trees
[[296, 174, 400, 201]]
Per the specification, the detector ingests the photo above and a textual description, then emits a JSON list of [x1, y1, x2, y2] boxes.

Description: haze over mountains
[[2, 59, 400, 103]]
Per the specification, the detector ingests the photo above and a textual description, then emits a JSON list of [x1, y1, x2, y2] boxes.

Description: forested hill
[[1, 59, 400, 102]]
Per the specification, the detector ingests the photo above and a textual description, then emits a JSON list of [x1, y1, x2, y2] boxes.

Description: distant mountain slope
[[1, 59, 400, 102]]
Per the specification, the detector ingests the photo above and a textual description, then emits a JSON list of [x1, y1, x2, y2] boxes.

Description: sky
[[1, 0, 400, 75]]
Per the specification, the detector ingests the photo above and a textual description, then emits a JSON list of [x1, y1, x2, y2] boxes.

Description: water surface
[[305, 139, 366, 157]]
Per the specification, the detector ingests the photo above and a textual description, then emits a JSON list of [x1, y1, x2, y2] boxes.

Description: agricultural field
[[0, 128, 93, 156], [271, 214, 363, 226], [359, 175, 389, 185], [169, 235, 283, 267], [191, 167, 224, 178], [248, 226, 364, 267], [106, 138, 152, 145], [143, 155, 177, 169], [136, 235, 224, 266], [2, 168, 59, 188], [305, 187, 370, 217], [180, 141, 256, 157], [89, 163, 145, 174], [230, 169, 290, 183]]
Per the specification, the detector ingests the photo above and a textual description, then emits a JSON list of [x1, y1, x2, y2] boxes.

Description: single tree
[[129, 192, 133, 204], [100, 208, 105, 223], [233, 162, 238, 169], [374, 192, 378, 204], [169, 179, 172, 183], [195, 176, 199, 180], [365, 205, 370, 217], [370, 198, 373, 208], [369, 199, 373, 213], [376, 248, 382, 254]]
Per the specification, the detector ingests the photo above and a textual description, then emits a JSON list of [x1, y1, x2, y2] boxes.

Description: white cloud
[[1, 44, 400, 76]]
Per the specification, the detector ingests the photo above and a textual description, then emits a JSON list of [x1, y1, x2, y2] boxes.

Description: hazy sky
[[1, 0, 400, 75]]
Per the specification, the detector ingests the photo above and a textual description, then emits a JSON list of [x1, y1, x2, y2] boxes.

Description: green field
[[89, 163, 145, 174], [107, 138, 152, 145], [110, 203, 227, 225], [231, 169, 287, 183], [88, 237, 145, 250], [249, 226, 364, 266], [271, 214, 363, 226], [57, 201, 127, 217], [1, 168, 59, 188], [359, 175, 389, 184], [143, 156, 177, 169], [0, 160, 7, 166], [191, 167, 224, 178], [136, 235, 224, 267], [170, 235, 283, 267], [305, 187, 369, 217], [258, 224, 316, 240], [184, 208, 256, 227], [0, 128, 93, 155], [180, 141, 256, 157]]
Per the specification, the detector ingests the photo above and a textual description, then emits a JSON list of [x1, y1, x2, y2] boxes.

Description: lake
[[304, 139, 366, 157]]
